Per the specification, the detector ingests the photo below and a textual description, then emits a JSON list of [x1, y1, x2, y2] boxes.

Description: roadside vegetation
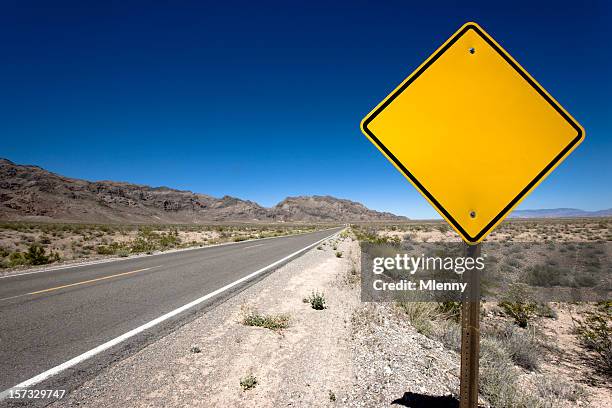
[[241, 306, 290, 332], [304, 291, 326, 310], [347, 220, 611, 407], [0, 222, 329, 270], [573, 301, 612, 375], [239, 373, 257, 391]]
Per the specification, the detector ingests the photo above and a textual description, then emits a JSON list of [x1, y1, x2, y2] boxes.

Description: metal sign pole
[[459, 243, 481, 408]]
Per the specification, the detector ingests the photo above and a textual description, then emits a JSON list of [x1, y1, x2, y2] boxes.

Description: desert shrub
[[525, 264, 569, 287], [479, 338, 540, 408], [335, 251, 343, 258], [485, 323, 540, 370], [437, 301, 461, 322], [573, 301, 612, 374], [8, 252, 28, 267], [159, 230, 180, 248], [240, 374, 257, 391], [328, 390, 336, 402], [242, 310, 290, 332], [352, 227, 400, 245], [24, 244, 50, 265], [130, 237, 156, 253], [533, 375, 586, 405], [129, 228, 181, 252], [397, 301, 440, 335], [535, 302, 558, 319], [306, 291, 326, 310], [0, 246, 10, 258], [96, 245, 115, 255], [39, 236, 52, 245], [499, 301, 537, 328], [498, 284, 537, 328]]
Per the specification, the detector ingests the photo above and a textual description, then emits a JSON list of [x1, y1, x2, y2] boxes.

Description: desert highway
[[0, 227, 343, 396]]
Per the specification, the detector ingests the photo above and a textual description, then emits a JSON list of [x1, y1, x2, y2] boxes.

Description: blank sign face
[[361, 22, 584, 243]]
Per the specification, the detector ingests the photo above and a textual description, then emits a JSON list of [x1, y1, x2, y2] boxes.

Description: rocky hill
[[274, 195, 402, 222], [0, 159, 407, 223]]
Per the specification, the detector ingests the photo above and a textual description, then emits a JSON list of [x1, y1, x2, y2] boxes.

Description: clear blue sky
[[1, 0, 610, 218]]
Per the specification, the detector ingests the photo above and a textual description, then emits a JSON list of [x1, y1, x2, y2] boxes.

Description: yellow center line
[[0, 265, 163, 302]]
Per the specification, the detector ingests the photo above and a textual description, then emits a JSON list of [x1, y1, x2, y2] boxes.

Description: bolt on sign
[[360, 22, 584, 244]]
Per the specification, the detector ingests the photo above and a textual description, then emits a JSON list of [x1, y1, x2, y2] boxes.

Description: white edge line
[[0, 226, 342, 280], [0, 228, 343, 400]]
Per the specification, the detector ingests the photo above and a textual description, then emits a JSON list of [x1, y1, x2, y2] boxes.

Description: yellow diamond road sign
[[360, 22, 584, 244]]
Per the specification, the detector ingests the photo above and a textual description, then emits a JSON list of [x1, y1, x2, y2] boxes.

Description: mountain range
[[0, 159, 406, 223], [510, 208, 612, 218]]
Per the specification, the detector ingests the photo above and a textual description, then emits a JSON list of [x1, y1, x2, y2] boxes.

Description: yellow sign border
[[360, 22, 585, 244]]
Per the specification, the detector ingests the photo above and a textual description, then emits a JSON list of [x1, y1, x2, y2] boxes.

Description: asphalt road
[[0, 227, 342, 394]]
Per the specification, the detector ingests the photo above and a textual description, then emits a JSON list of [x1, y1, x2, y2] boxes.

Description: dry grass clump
[[241, 307, 290, 332]]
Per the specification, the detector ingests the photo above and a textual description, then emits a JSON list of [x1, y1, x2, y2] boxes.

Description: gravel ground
[[348, 303, 460, 407]]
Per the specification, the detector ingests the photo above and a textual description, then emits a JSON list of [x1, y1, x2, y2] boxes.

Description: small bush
[[437, 301, 461, 322], [485, 323, 540, 370], [573, 301, 611, 374], [190, 345, 201, 353], [242, 309, 290, 332], [24, 244, 50, 265], [335, 251, 342, 258], [328, 390, 336, 402], [0, 246, 10, 257], [479, 338, 540, 407], [535, 303, 558, 319], [8, 252, 28, 267], [306, 291, 326, 310], [534, 375, 586, 404], [525, 264, 569, 287], [240, 374, 257, 391], [397, 302, 440, 335], [498, 284, 537, 328]]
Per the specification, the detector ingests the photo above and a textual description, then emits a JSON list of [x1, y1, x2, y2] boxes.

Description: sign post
[[360, 21, 584, 407], [459, 243, 481, 408]]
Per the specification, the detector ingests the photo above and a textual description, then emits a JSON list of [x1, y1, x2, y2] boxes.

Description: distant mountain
[[0, 159, 407, 223], [274, 195, 403, 222], [510, 208, 612, 219]]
